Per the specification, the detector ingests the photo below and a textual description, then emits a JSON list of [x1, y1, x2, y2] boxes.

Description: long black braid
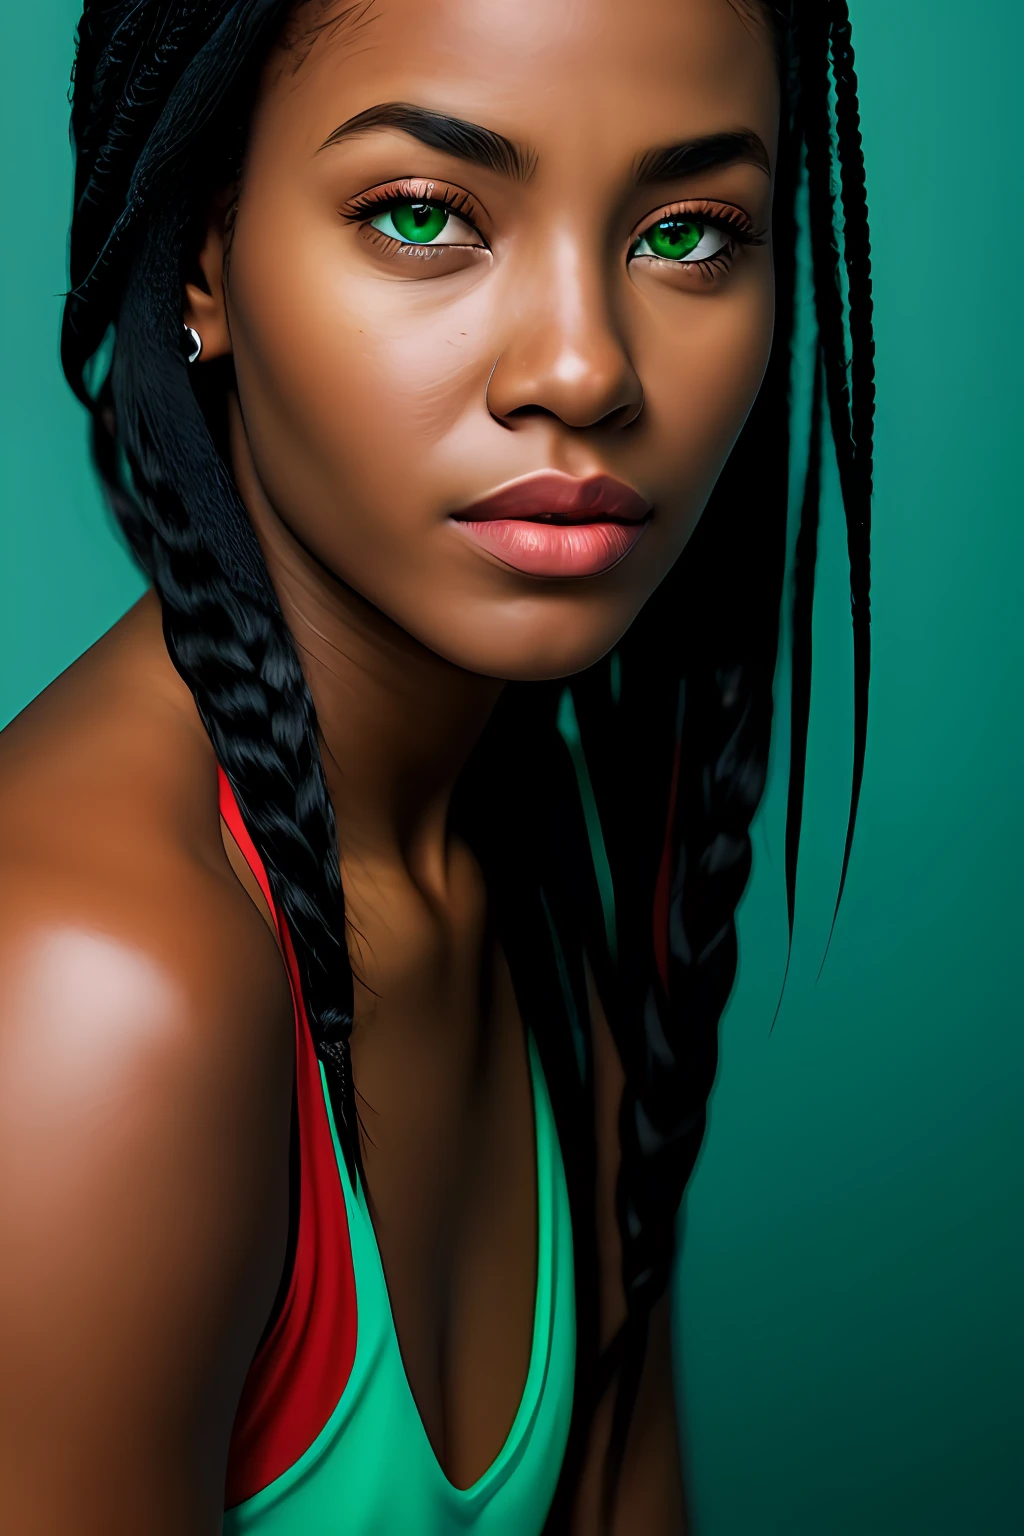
[[529, 2, 875, 1522], [63, 0, 364, 1175], [59, 0, 873, 1523]]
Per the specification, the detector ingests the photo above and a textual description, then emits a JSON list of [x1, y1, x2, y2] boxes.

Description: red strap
[[217, 770, 278, 928], [218, 767, 358, 1507]]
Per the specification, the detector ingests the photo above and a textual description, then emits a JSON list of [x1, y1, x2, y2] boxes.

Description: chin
[[437, 618, 632, 684]]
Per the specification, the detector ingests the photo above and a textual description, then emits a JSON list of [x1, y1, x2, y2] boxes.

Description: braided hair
[[59, 0, 873, 1524], [63, 0, 365, 1173], [554, 5, 875, 1520]]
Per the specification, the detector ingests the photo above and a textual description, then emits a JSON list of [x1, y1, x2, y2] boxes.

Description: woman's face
[[199, 0, 778, 681]]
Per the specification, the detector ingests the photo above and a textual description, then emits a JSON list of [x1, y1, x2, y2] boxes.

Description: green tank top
[[223, 1033, 576, 1535]]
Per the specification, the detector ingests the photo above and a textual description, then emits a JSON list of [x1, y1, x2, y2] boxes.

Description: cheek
[[641, 266, 775, 526], [225, 192, 491, 523]]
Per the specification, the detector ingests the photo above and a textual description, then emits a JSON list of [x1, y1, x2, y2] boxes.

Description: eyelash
[[629, 200, 768, 280], [341, 180, 483, 258], [341, 183, 767, 277]]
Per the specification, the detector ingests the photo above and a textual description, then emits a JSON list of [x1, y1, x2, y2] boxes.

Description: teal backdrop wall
[[1, 6, 1019, 1534]]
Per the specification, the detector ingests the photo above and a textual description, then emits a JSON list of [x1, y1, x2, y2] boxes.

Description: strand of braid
[[62, 0, 365, 1180], [592, 659, 775, 1526], [822, 0, 874, 929], [798, 0, 874, 945]]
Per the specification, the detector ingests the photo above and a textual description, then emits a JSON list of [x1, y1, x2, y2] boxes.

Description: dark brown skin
[[0, 0, 778, 1530]]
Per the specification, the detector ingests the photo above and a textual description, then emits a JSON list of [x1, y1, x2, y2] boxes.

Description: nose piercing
[[484, 357, 500, 418], [183, 325, 203, 364]]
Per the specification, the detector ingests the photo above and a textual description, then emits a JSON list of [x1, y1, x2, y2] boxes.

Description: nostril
[[612, 391, 645, 430], [483, 340, 644, 431]]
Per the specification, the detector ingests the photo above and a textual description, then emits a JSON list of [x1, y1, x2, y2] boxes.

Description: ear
[[182, 191, 235, 362]]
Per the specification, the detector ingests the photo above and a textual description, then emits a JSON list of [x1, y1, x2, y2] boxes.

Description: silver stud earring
[[183, 325, 203, 364]]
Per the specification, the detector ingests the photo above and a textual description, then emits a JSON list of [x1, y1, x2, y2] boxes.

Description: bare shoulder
[[0, 593, 294, 1532], [0, 590, 292, 1098]]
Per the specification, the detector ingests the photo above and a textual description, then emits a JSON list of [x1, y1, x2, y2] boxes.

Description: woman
[[0, 0, 872, 1531]]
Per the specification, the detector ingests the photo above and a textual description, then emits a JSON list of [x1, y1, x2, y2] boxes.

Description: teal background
[[1, 6, 1019, 1534]]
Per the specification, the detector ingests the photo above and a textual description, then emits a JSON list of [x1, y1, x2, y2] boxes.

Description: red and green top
[[218, 767, 576, 1534]]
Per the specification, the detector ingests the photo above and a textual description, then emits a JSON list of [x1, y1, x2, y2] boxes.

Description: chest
[[223, 814, 616, 1491], [348, 903, 542, 1491]]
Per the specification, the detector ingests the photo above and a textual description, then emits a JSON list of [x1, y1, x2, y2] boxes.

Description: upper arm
[[0, 857, 293, 1534], [569, 956, 688, 1535]]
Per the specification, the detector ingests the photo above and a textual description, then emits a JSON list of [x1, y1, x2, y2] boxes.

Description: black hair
[[60, 1, 872, 1527]]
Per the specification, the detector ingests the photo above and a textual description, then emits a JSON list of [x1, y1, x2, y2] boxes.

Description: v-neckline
[[347, 1026, 549, 1499]]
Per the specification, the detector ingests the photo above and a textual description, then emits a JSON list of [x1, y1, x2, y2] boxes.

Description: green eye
[[630, 211, 748, 271], [641, 217, 704, 260], [375, 201, 449, 244]]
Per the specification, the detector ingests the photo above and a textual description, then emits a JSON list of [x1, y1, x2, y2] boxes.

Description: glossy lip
[[450, 472, 652, 579], [451, 470, 651, 526]]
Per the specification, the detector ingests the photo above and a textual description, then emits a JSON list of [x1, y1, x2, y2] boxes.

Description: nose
[[484, 231, 644, 431]]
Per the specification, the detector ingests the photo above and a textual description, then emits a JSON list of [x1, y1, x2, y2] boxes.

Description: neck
[[227, 394, 505, 899]]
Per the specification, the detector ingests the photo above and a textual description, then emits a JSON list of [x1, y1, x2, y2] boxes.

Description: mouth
[[450, 470, 652, 578], [453, 470, 651, 526]]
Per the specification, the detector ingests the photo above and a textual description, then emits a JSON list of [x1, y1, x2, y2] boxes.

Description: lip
[[450, 471, 652, 578], [453, 470, 651, 525]]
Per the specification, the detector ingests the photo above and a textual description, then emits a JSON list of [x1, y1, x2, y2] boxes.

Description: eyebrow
[[635, 130, 771, 183], [317, 104, 771, 187], [317, 102, 536, 181]]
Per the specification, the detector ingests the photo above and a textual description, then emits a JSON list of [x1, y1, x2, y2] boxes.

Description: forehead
[[266, 0, 779, 170]]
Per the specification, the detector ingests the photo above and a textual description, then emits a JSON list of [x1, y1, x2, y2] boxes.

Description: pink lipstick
[[450, 471, 651, 578]]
